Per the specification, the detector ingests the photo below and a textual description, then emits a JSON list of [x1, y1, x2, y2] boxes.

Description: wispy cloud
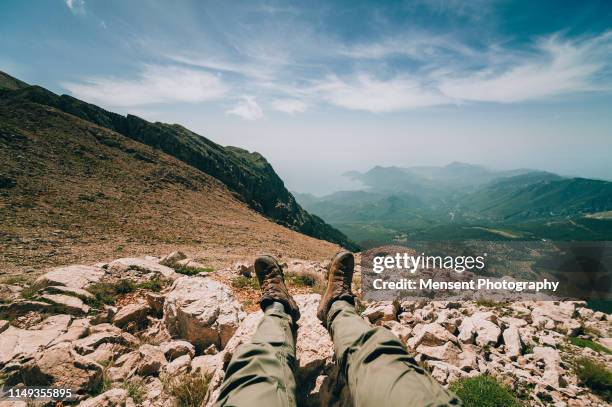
[[270, 99, 309, 114], [437, 33, 612, 102], [169, 54, 276, 81], [63, 65, 228, 107], [227, 96, 263, 120], [65, 0, 85, 15], [313, 74, 448, 112], [63, 13, 612, 115]]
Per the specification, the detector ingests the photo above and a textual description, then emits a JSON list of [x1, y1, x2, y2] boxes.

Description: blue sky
[[1, 0, 611, 194]]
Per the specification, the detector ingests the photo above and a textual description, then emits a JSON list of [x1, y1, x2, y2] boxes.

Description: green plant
[[123, 377, 145, 404], [90, 364, 113, 396], [569, 337, 612, 355], [449, 375, 523, 407], [137, 277, 168, 292], [574, 357, 612, 401], [20, 285, 38, 300], [232, 276, 259, 289], [286, 273, 316, 287], [174, 265, 214, 276], [163, 372, 209, 407], [87, 279, 136, 308], [286, 271, 325, 294], [114, 279, 135, 294]]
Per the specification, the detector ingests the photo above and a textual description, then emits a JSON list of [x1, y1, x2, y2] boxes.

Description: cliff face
[[0, 71, 358, 251]]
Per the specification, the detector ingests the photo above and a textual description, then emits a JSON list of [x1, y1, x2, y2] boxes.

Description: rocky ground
[[0, 252, 610, 406]]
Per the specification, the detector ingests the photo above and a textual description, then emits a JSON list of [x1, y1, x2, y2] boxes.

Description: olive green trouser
[[215, 300, 460, 407]]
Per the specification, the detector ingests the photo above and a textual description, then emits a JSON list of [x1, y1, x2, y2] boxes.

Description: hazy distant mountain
[[298, 164, 612, 245], [344, 162, 533, 196]]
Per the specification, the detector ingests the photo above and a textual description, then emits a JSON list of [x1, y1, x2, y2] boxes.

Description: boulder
[[162, 354, 191, 377], [136, 345, 167, 376], [234, 261, 254, 278], [458, 312, 500, 346], [163, 276, 245, 351], [33, 265, 105, 290], [382, 320, 412, 343], [531, 302, 575, 332], [107, 351, 141, 382], [113, 302, 151, 328], [88, 343, 130, 365], [39, 294, 90, 315], [435, 309, 461, 333], [42, 285, 94, 301], [50, 318, 90, 346], [361, 301, 399, 324], [502, 325, 523, 359], [576, 307, 594, 320], [108, 257, 179, 280], [416, 342, 461, 365], [407, 323, 458, 350], [457, 346, 479, 372], [176, 258, 208, 269], [0, 314, 71, 365], [160, 340, 196, 361], [20, 342, 102, 394], [414, 308, 434, 323], [285, 259, 327, 276], [500, 316, 528, 328], [0, 300, 54, 319], [138, 318, 172, 345], [91, 306, 117, 325], [73, 324, 139, 354], [295, 294, 334, 381], [145, 292, 165, 316], [79, 388, 127, 407], [160, 251, 187, 266], [191, 354, 223, 378], [533, 346, 566, 388], [0, 320, 8, 334]]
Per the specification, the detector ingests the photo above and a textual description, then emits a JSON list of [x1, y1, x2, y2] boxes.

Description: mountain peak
[[0, 70, 29, 91]]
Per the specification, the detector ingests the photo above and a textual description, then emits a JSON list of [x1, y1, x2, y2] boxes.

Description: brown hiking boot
[[255, 255, 300, 321], [317, 251, 355, 326]]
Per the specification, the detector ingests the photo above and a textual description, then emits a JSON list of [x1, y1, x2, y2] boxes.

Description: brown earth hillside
[[0, 100, 340, 274]]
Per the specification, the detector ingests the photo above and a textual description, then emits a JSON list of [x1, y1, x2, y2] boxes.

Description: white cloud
[[270, 99, 309, 114], [437, 33, 611, 102], [227, 96, 263, 120], [320, 31, 612, 110], [337, 34, 476, 61], [65, 0, 85, 14], [313, 74, 448, 112], [169, 54, 275, 81], [63, 65, 228, 107]]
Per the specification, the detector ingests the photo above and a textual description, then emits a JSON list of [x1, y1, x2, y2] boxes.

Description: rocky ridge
[[0, 253, 610, 406]]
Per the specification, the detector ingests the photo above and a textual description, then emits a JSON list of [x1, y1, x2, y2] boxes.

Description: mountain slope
[[458, 174, 612, 221], [0, 83, 344, 274], [0, 71, 357, 251]]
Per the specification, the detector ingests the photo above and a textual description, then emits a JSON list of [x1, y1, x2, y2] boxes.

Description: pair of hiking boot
[[255, 251, 355, 325]]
